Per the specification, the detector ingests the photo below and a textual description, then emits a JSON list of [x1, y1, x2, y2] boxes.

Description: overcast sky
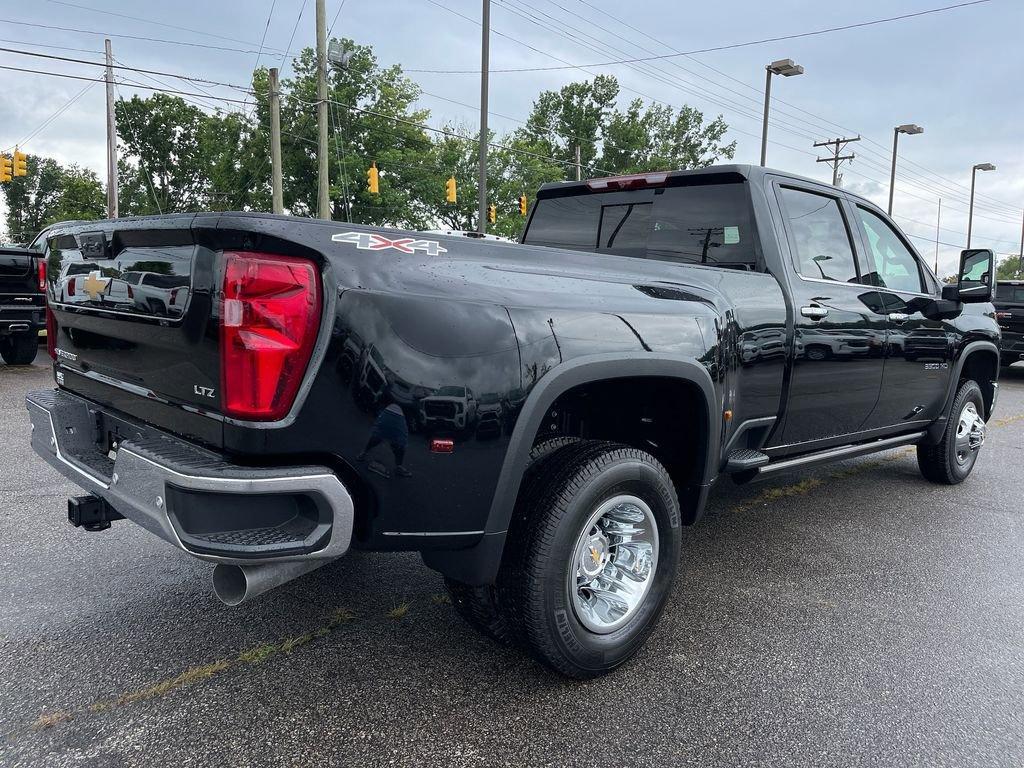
[[1, 0, 1021, 276]]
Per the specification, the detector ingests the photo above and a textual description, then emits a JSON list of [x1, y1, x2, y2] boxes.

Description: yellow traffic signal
[[445, 176, 457, 204], [0, 155, 11, 184], [12, 148, 27, 177], [367, 161, 379, 195], [488, 204, 496, 224], [518, 194, 528, 216]]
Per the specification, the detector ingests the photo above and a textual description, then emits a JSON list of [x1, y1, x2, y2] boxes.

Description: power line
[[43, 0, 290, 54], [0, 46, 255, 93], [280, 0, 310, 72], [407, 1, 993, 73], [1, 79, 98, 153], [553, 0, 1021, 216], [2, 19, 299, 57]]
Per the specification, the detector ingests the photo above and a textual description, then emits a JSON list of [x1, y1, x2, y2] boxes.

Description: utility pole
[[1018, 208, 1024, 274], [476, 0, 490, 234], [814, 136, 859, 186], [269, 67, 284, 215], [935, 198, 942, 275], [575, 145, 581, 181], [104, 38, 118, 219], [315, 0, 330, 219]]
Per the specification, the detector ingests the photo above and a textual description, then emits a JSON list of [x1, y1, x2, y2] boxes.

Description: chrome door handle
[[800, 305, 829, 320], [887, 312, 910, 323]]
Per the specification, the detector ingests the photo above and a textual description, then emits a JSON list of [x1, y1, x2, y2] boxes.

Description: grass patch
[[31, 711, 71, 730], [387, 601, 411, 619]]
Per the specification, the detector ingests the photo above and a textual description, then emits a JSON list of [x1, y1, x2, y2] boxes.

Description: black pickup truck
[[0, 237, 47, 365], [995, 280, 1024, 368], [27, 166, 1000, 677]]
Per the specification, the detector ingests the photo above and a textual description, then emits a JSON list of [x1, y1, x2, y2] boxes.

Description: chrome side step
[[755, 432, 926, 479]]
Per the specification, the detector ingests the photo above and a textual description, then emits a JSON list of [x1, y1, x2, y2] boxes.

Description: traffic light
[[488, 204, 496, 224], [0, 155, 11, 184], [518, 194, 528, 216], [445, 176, 457, 203], [12, 148, 27, 177], [367, 161, 379, 195]]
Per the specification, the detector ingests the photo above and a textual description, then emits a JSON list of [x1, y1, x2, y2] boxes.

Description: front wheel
[[917, 379, 986, 484], [499, 441, 681, 678]]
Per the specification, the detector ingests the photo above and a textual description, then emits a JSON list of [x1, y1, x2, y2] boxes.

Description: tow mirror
[[951, 248, 995, 303]]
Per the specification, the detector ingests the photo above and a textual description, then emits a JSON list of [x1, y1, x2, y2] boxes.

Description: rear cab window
[[522, 175, 761, 271], [996, 284, 1024, 303]]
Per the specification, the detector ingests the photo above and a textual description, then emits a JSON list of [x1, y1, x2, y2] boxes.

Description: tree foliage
[[4, 39, 735, 240], [0, 154, 105, 242]]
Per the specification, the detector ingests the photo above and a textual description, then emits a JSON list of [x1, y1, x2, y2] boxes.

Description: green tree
[[1, 154, 105, 242], [997, 256, 1024, 280], [601, 101, 735, 173]]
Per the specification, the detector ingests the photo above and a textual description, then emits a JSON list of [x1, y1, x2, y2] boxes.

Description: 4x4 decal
[[332, 231, 448, 256]]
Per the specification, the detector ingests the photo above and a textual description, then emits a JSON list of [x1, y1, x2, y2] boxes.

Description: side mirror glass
[[957, 248, 994, 303]]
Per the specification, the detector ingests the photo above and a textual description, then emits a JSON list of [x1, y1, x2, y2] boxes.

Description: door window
[[854, 206, 925, 293], [778, 187, 859, 283]]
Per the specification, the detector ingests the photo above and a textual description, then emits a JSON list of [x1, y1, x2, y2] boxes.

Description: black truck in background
[[0, 237, 47, 365], [26, 166, 1001, 677], [995, 280, 1024, 368]]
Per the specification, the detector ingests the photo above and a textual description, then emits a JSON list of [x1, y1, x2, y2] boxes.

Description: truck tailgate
[[46, 216, 224, 447]]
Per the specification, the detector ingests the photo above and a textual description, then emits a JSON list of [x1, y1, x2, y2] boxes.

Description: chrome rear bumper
[[26, 388, 354, 566]]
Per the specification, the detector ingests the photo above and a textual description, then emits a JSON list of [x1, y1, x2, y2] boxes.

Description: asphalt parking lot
[[2, 350, 1023, 767]]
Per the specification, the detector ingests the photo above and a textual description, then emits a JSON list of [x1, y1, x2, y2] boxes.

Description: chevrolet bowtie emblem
[[82, 271, 110, 301]]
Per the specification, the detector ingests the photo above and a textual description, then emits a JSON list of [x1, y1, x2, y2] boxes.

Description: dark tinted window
[[779, 187, 858, 283], [646, 185, 757, 268], [996, 284, 1024, 302], [523, 181, 759, 269], [598, 203, 651, 255], [523, 195, 601, 249]]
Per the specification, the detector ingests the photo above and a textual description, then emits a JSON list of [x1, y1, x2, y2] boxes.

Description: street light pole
[[887, 124, 923, 215], [760, 58, 803, 167], [967, 162, 996, 248]]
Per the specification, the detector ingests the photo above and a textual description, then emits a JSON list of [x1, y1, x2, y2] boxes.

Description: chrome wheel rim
[[954, 401, 986, 466], [569, 494, 659, 634]]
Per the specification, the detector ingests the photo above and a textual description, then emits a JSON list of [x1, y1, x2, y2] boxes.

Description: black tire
[[498, 441, 681, 678], [0, 333, 38, 366], [917, 379, 986, 484], [442, 437, 582, 646], [443, 578, 515, 645]]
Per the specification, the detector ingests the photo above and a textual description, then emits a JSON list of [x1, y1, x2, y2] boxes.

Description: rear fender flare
[[484, 353, 720, 538]]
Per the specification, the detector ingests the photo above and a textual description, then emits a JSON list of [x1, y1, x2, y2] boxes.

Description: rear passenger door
[[773, 183, 887, 448], [849, 203, 953, 430]]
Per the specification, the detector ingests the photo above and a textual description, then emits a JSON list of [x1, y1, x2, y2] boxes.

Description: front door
[[773, 184, 887, 448], [849, 203, 954, 429]]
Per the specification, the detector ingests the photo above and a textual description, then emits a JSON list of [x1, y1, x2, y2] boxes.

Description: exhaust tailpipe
[[212, 559, 334, 606]]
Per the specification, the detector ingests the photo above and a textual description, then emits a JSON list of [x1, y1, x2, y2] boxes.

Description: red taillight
[[46, 306, 57, 360], [67, 278, 76, 297], [220, 251, 321, 421], [37, 260, 46, 293]]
